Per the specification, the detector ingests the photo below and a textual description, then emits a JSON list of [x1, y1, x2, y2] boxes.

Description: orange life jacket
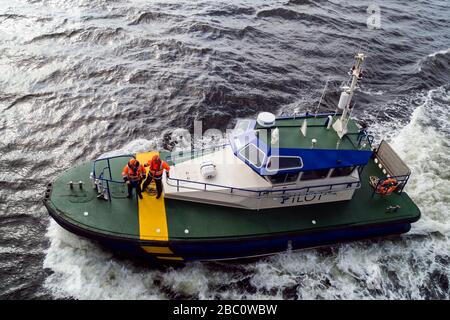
[[148, 159, 170, 179], [122, 163, 146, 182]]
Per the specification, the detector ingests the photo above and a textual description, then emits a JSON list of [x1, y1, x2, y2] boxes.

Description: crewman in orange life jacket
[[122, 159, 146, 199], [142, 155, 170, 199]]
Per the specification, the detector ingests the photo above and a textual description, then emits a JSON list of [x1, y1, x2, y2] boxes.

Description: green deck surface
[[49, 157, 140, 238], [49, 151, 420, 241], [257, 116, 369, 151], [165, 158, 420, 239]]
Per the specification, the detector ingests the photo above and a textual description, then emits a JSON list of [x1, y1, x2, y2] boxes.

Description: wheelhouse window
[[266, 156, 303, 171], [234, 135, 250, 150], [330, 166, 356, 177], [300, 169, 330, 181], [239, 144, 265, 168], [233, 120, 251, 135], [267, 173, 299, 184]]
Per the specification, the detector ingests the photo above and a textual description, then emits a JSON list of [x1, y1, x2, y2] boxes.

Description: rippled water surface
[[0, 0, 449, 299]]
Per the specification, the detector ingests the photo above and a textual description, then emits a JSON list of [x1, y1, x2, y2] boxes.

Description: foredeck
[[48, 152, 420, 242], [48, 159, 140, 238]]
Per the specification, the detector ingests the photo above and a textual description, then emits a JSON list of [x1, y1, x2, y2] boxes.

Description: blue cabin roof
[[230, 114, 373, 176]]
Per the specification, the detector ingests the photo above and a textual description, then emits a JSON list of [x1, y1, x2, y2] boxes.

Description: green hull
[[43, 150, 420, 262]]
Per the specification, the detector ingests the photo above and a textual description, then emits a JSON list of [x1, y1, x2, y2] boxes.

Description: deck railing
[[166, 175, 361, 199], [371, 140, 411, 197], [91, 154, 135, 201], [371, 174, 410, 198], [346, 130, 374, 150]]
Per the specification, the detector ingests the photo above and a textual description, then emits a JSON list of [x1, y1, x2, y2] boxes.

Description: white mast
[[333, 52, 365, 138]]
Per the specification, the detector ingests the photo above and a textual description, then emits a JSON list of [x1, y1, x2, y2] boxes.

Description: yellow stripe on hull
[[136, 152, 169, 241], [156, 256, 184, 261], [142, 246, 173, 254]]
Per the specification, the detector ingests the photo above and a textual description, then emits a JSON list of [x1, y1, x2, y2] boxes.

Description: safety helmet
[[151, 155, 161, 163], [129, 159, 137, 167]]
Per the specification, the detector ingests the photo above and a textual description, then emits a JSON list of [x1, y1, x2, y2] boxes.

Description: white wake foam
[[43, 221, 163, 299], [99, 138, 160, 159], [427, 48, 450, 58], [391, 86, 450, 236]]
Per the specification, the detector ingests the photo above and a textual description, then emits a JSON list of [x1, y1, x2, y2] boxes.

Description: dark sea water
[[0, 0, 449, 299]]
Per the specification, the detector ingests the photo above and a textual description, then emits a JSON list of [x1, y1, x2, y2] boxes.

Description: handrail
[[357, 131, 374, 149], [345, 130, 373, 150], [277, 112, 342, 121], [166, 175, 361, 198], [370, 140, 411, 197], [91, 154, 135, 201], [371, 173, 410, 198], [92, 154, 135, 180]]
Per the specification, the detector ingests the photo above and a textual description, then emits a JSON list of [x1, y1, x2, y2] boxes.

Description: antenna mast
[[314, 76, 330, 117], [333, 52, 365, 138]]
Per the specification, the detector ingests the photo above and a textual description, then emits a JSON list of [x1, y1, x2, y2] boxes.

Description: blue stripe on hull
[[99, 223, 411, 262], [171, 223, 411, 261]]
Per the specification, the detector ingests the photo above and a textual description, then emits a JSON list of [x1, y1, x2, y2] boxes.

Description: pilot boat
[[43, 53, 421, 262]]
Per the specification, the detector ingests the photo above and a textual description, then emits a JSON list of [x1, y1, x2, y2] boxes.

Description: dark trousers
[[142, 176, 163, 197], [127, 180, 142, 198]]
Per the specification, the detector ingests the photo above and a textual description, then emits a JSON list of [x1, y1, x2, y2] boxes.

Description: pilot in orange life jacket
[[122, 159, 146, 199], [142, 155, 170, 199]]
